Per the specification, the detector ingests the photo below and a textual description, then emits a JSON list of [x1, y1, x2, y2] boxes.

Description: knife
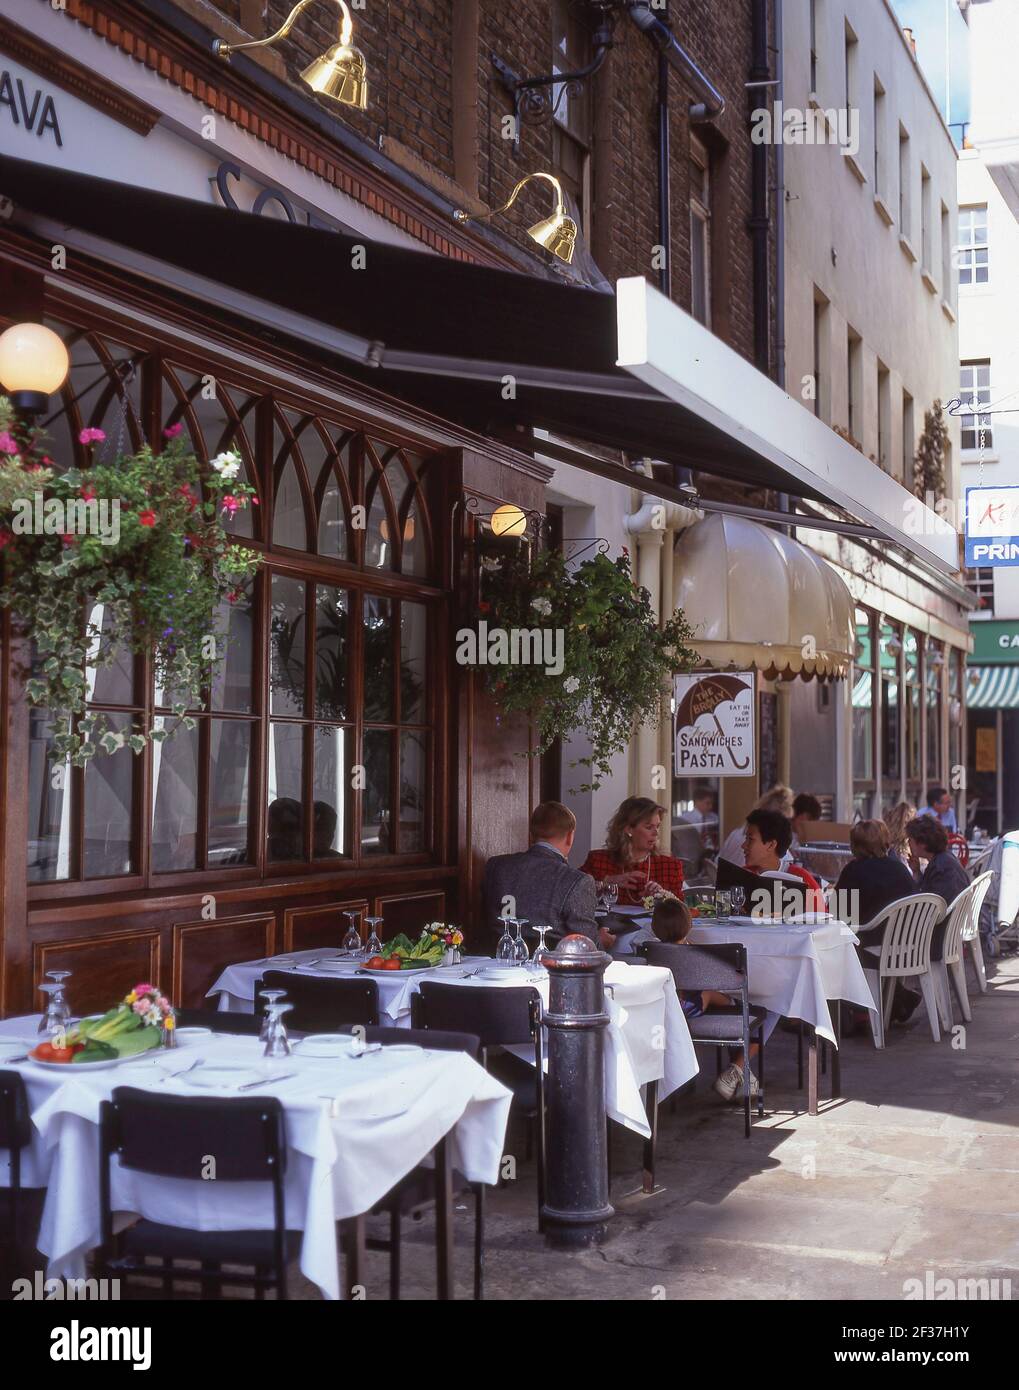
[[237, 1071, 297, 1090]]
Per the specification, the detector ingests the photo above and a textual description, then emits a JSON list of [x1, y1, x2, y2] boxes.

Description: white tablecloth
[[686, 919, 874, 1045], [0, 1016, 510, 1300], [208, 953, 698, 1138]]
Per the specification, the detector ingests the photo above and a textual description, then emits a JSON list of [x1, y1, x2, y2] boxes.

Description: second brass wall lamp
[[213, 0, 368, 110], [453, 173, 577, 265]]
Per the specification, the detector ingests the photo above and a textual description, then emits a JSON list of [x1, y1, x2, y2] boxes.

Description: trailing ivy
[[0, 398, 261, 765], [478, 545, 698, 790]]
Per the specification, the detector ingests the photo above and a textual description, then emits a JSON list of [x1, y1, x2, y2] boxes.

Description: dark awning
[[0, 152, 823, 502]]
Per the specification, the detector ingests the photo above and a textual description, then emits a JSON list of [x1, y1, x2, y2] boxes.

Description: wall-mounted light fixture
[[453, 173, 577, 264], [212, 0, 368, 110], [0, 322, 70, 415]]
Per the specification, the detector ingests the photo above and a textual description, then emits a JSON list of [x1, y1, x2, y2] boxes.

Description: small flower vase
[[443, 946, 461, 967], [162, 1014, 177, 1049]]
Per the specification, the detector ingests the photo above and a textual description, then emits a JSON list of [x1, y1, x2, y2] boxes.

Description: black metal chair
[[97, 1087, 301, 1299], [358, 1027, 486, 1299], [175, 1006, 262, 1036], [0, 1070, 45, 1280], [411, 982, 545, 1224], [254, 971, 379, 1031], [640, 940, 766, 1138]]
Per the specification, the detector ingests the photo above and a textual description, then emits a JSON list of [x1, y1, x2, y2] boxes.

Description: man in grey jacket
[[482, 801, 609, 946]]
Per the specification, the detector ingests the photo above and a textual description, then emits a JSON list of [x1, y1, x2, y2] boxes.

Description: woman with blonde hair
[[580, 796, 685, 906], [884, 801, 916, 865], [718, 784, 795, 867]]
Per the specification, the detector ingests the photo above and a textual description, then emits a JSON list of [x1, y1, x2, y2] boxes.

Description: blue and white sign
[[965, 486, 1019, 566]]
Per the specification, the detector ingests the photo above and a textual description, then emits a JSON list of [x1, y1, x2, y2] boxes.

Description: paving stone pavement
[[305, 949, 1019, 1301]]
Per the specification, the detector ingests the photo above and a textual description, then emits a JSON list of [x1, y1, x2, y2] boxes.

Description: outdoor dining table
[[208, 952, 699, 1144], [0, 1014, 511, 1300], [686, 915, 875, 1114]]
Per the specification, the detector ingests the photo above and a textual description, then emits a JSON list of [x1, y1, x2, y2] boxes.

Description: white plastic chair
[[933, 873, 993, 1028], [855, 893, 946, 1049]]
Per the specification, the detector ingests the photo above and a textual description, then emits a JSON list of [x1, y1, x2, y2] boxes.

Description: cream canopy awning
[[674, 513, 854, 679]]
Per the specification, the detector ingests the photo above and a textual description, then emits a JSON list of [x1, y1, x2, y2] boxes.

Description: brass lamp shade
[[526, 210, 578, 264], [301, 42, 368, 109]]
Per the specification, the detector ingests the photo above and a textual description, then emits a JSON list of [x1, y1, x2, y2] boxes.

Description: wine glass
[[496, 917, 517, 962], [38, 970, 72, 1038], [262, 1001, 293, 1058], [258, 988, 288, 1043], [513, 918, 530, 965], [730, 886, 746, 917], [603, 882, 619, 912], [363, 916, 384, 957], [37, 982, 61, 1038], [341, 910, 363, 957], [531, 924, 554, 970]]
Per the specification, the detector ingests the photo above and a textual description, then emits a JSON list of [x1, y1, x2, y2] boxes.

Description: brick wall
[[202, 0, 773, 369]]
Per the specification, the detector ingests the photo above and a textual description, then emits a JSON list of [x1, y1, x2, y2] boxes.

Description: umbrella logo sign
[[674, 671, 756, 776]]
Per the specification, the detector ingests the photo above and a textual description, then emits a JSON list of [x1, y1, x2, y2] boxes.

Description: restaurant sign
[[965, 485, 1019, 566], [674, 671, 756, 777], [970, 620, 1019, 664]]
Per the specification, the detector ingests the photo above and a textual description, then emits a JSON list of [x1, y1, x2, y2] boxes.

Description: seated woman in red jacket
[[580, 797, 685, 909], [742, 809, 825, 912]]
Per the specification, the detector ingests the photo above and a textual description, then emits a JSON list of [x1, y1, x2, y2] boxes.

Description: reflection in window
[[313, 726, 353, 858], [400, 731, 426, 853], [211, 586, 254, 714], [270, 575, 306, 717], [852, 611, 873, 784], [315, 586, 349, 720], [273, 457, 308, 550], [267, 723, 304, 862], [28, 711, 72, 883], [363, 596, 393, 722], [318, 474, 349, 560], [400, 601, 427, 723], [151, 718, 199, 872], [362, 728, 391, 855], [84, 712, 135, 877], [86, 602, 134, 706], [209, 720, 252, 866]]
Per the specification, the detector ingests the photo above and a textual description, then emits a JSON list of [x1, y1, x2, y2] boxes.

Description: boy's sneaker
[[713, 1063, 759, 1100]]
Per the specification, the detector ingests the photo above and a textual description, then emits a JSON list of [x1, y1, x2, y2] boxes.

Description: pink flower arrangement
[[0, 431, 19, 455], [78, 427, 106, 445]]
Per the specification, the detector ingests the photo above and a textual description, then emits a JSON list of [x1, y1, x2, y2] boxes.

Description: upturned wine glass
[[258, 988, 288, 1043], [363, 916, 384, 957], [531, 924, 554, 970], [496, 917, 517, 962], [262, 1001, 294, 1058], [513, 918, 530, 965], [341, 910, 363, 956]]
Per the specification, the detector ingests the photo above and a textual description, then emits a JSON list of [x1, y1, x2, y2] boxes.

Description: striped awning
[[966, 666, 1019, 708]]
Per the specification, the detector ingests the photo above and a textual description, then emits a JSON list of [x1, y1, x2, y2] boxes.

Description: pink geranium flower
[[78, 427, 106, 445], [134, 983, 154, 996], [163, 422, 184, 439], [221, 494, 240, 515], [0, 431, 19, 454], [138, 509, 157, 527]]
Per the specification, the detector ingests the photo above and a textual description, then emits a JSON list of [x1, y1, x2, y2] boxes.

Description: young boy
[[615, 895, 693, 956]]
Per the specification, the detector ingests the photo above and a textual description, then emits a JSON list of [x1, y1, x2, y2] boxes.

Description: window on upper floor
[[551, 0, 593, 239], [689, 135, 712, 327], [898, 126, 911, 238], [960, 360, 993, 451], [920, 165, 932, 274], [965, 567, 994, 613], [873, 76, 886, 197], [810, 0, 820, 94], [957, 204, 989, 286]]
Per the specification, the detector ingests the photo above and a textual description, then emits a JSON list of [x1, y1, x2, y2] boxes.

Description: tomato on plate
[[381, 958, 402, 970], [33, 1041, 77, 1063], [366, 956, 386, 970]]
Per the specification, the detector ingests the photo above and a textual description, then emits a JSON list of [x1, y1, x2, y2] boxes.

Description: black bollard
[[541, 933, 614, 1248]]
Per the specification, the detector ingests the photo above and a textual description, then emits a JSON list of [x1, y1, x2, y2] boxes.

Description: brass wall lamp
[[453, 173, 577, 265], [212, 0, 368, 110]]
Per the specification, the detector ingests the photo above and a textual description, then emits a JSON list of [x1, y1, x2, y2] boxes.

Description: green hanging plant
[[0, 397, 261, 765], [475, 545, 698, 791]]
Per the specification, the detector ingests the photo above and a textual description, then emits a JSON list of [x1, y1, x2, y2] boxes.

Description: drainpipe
[[657, 47, 671, 299], [625, 463, 702, 796], [749, 0, 771, 377], [626, 3, 726, 120]]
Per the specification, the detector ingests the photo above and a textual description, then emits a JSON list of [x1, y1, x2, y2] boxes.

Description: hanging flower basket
[[476, 545, 698, 791], [0, 398, 261, 765]]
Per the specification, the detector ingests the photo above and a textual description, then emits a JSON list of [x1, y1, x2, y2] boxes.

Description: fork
[[289, 959, 320, 971], [163, 1057, 204, 1081], [237, 1071, 297, 1091]]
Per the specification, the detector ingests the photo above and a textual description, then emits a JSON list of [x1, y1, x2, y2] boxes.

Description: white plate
[[179, 1066, 264, 1090], [26, 1048, 156, 1072], [295, 1035, 353, 1057], [381, 1044, 423, 1055], [173, 1027, 213, 1047], [359, 963, 434, 976], [315, 959, 355, 971], [477, 965, 527, 979]]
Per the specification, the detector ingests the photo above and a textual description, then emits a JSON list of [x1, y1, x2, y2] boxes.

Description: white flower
[[563, 675, 580, 694], [531, 596, 552, 617], [210, 450, 242, 480]]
